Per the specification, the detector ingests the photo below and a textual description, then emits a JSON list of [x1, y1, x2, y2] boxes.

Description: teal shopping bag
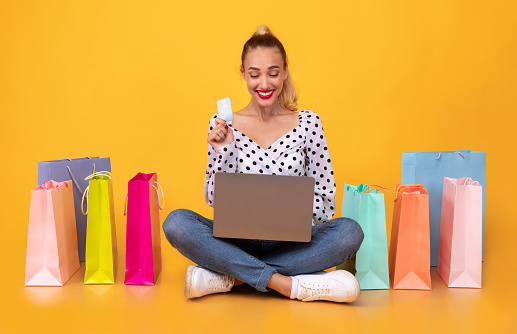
[[401, 151, 486, 266], [337, 184, 390, 290]]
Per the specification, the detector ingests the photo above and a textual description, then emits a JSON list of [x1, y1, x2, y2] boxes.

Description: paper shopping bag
[[124, 173, 164, 285], [38, 157, 111, 261], [25, 181, 80, 286], [83, 172, 117, 284], [437, 177, 482, 288], [401, 151, 485, 266], [389, 184, 431, 290], [337, 184, 390, 290]]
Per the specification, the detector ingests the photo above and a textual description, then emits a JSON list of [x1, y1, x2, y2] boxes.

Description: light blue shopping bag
[[401, 151, 486, 266]]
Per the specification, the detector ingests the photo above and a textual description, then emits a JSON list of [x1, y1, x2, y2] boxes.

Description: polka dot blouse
[[204, 110, 336, 224]]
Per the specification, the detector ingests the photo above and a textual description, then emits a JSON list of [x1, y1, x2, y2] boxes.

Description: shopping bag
[[337, 184, 390, 290], [401, 150, 485, 266], [82, 172, 117, 284], [437, 177, 482, 288], [25, 181, 80, 286], [124, 172, 164, 285], [38, 157, 111, 261], [389, 184, 432, 290]]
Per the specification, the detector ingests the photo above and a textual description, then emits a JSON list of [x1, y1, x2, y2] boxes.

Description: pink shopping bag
[[124, 173, 164, 285], [437, 177, 482, 288], [25, 180, 80, 286]]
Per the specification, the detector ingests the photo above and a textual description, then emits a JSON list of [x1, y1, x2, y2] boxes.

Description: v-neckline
[[229, 114, 302, 151]]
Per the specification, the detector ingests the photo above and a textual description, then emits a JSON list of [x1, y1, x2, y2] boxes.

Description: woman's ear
[[240, 65, 245, 79], [283, 66, 289, 80]]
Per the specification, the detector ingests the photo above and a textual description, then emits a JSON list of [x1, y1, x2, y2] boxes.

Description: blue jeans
[[162, 209, 364, 292]]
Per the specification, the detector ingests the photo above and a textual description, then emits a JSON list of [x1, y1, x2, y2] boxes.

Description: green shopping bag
[[82, 172, 117, 284], [337, 184, 390, 290]]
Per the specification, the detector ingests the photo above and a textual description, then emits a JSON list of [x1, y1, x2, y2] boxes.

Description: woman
[[163, 26, 364, 303]]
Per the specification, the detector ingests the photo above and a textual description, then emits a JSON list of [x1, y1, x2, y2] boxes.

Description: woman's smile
[[256, 89, 275, 99]]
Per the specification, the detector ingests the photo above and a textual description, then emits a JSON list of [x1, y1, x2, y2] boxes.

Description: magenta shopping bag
[[124, 173, 164, 285], [437, 177, 482, 288]]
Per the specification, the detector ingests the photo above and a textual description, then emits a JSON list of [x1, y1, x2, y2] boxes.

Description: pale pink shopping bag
[[124, 173, 164, 285], [437, 177, 482, 288], [25, 180, 80, 286]]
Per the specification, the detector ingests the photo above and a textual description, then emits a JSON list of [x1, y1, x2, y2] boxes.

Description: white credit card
[[216, 97, 233, 122]]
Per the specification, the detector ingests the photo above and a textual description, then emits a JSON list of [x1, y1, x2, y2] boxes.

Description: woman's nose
[[260, 76, 269, 89]]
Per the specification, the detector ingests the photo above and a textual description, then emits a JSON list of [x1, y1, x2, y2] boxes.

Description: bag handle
[[66, 166, 83, 193], [366, 184, 397, 194], [369, 184, 425, 200], [395, 184, 425, 196], [84, 171, 112, 182], [360, 184, 425, 201], [81, 171, 112, 215], [81, 186, 89, 215], [447, 177, 481, 188], [150, 181, 165, 210], [124, 181, 165, 216], [436, 151, 465, 160], [65, 159, 98, 193], [462, 177, 480, 186], [347, 184, 374, 196]]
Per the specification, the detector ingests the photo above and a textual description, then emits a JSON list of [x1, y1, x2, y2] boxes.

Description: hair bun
[[254, 25, 271, 36]]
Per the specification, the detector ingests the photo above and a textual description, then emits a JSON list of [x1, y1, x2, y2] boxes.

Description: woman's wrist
[[211, 141, 233, 152]]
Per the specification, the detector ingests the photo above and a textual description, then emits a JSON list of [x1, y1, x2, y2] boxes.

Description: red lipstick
[[256, 89, 274, 100]]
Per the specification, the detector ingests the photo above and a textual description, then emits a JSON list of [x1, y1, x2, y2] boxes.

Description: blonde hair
[[241, 25, 298, 111]]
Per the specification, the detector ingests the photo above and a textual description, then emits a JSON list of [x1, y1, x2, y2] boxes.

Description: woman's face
[[241, 47, 288, 109]]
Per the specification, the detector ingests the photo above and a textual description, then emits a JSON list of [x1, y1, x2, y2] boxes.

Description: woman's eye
[[270, 73, 279, 77], [250, 74, 259, 78]]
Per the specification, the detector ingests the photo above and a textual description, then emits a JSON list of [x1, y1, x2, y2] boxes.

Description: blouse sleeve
[[204, 114, 238, 207], [303, 111, 337, 224]]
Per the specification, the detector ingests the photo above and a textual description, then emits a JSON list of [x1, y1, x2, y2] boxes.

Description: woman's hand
[[208, 117, 234, 149]]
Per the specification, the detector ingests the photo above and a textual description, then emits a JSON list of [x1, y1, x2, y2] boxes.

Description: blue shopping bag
[[38, 157, 111, 261], [337, 184, 390, 290], [401, 151, 485, 266]]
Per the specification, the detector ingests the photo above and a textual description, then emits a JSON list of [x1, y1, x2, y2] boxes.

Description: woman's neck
[[241, 100, 287, 121]]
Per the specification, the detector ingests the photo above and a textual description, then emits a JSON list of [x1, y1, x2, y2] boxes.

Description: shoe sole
[[184, 265, 197, 299]]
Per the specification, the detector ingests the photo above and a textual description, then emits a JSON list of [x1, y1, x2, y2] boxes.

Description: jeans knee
[[162, 209, 193, 247], [336, 217, 364, 257], [352, 219, 364, 252]]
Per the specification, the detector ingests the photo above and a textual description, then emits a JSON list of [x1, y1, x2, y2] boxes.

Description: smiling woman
[[161, 25, 365, 304], [240, 25, 298, 111]]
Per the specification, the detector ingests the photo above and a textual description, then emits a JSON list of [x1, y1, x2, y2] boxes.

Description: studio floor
[[3, 248, 516, 334]]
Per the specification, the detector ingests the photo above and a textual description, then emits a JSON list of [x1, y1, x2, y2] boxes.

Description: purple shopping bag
[[38, 157, 111, 261], [124, 173, 163, 285]]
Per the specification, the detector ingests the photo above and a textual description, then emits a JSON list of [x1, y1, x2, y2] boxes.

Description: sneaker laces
[[299, 282, 331, 301], [208, 274, 234, 291]]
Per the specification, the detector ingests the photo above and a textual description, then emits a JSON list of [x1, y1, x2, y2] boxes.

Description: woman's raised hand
[[207, 117, 234, 149]]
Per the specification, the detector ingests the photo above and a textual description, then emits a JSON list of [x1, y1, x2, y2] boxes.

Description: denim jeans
[[162, 209, 364, 292]]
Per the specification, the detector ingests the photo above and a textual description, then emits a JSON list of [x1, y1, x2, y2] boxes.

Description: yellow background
[[1, 0, 516, 333]]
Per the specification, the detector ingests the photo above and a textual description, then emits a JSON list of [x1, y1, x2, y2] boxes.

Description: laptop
[[213, 173, 315, 242]]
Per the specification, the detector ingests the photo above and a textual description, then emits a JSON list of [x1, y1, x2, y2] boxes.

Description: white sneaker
[[184, 266, 235, 299], [293, 270, 360, 303]]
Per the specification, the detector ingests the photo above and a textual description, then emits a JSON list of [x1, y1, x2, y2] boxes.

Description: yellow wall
[[1, 0, 516, 292]]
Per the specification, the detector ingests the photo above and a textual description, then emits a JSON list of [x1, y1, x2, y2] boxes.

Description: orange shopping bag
[[389, 184, 431, 290], [25, 180, 80, 286]]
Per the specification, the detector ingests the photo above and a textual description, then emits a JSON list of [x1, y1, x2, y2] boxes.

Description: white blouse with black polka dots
[[204, 110, 336, 224]]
